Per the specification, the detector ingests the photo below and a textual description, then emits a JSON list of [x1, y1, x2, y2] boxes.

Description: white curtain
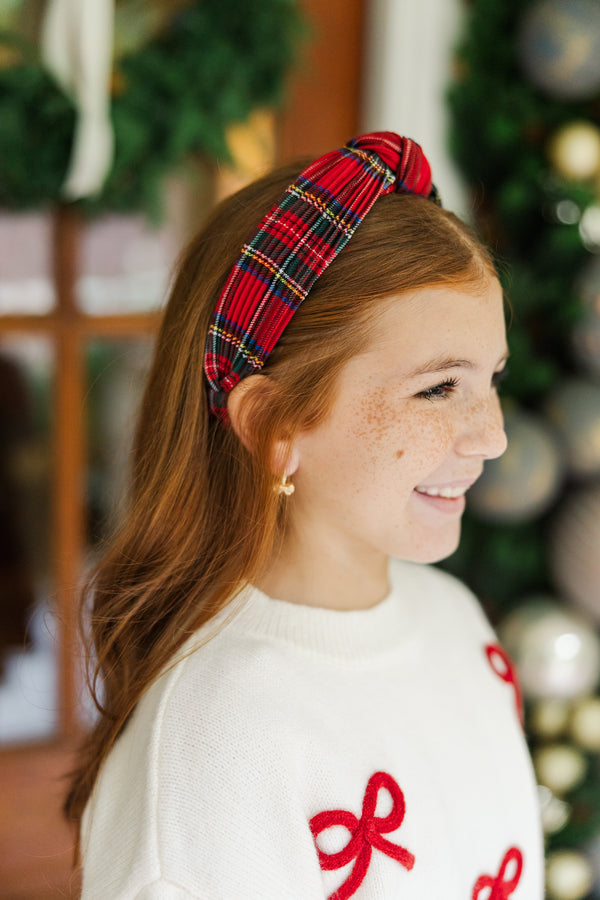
[[361, 0, 469, 218]]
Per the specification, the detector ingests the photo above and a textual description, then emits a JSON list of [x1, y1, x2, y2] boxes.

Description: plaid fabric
[[204, 132, 441, 422]]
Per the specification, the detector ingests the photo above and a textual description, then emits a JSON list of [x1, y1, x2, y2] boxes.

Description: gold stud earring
[[276, 473, 295, 496]]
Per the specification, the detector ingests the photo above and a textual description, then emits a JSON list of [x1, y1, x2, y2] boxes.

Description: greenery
[[0, 33, 76, 207], [448, 0, 593, 407], [445, 0, 594, 631], [0, 0, 302, 215], [445, 0, 599, 623], [446, 0, 600, 858]]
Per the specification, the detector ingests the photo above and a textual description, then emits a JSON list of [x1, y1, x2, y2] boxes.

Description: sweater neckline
[[225, 558, 419, 661]]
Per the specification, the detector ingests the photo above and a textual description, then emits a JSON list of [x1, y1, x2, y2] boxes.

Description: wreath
[[0, 0, 302, 215]]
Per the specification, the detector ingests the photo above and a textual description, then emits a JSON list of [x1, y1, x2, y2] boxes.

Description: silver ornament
[[518, 0, 600, 100], [538, 784, 571, 834], [545, 378, 600, 477], [499, 598, 600, 700], [574, 257, 600, 378], [550, 483, 600, 622], [468, 408, 564, 522], [579, 204, 600, 252], [583, 832, 600, 890]]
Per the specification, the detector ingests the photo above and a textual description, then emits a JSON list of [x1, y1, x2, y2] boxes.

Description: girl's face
[[289, 278, 508, 565]]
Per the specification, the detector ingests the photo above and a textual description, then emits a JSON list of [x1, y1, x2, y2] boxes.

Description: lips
[[412, 477, 480, 514]]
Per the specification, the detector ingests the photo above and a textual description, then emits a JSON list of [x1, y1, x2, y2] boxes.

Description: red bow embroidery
[[486, 643, 524, 726], [309, 771, 415, 900], [472, 846, 524, 899]]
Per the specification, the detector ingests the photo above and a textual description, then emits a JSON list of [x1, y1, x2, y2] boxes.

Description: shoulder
[[84, 607, 293, 821], [143, 611, 307, 803], [144, 621, 322, 894], [82, 614, 320, 898], [389, 557, 497, 641], [159, 610, 292, 733]]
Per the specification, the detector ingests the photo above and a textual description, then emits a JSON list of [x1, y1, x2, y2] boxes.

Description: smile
[[414, 485, 468, 498], [412, 479, 479, 516]]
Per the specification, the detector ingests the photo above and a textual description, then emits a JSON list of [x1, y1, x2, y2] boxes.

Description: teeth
[[415, 485, 467, 499]]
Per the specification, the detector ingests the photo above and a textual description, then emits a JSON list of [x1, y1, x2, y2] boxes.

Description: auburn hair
[[64, 160, 497, 840]]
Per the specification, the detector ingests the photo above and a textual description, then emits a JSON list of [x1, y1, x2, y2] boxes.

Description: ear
[[228, 374, 300, 476], [227, 374, 269, 452], [271, 439, 300, 478]]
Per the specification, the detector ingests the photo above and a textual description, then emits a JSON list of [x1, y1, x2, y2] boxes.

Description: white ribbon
[[41, 0, 115, 199]]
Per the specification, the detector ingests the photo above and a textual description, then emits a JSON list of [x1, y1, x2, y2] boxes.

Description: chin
[[398, 525, 462, 565]]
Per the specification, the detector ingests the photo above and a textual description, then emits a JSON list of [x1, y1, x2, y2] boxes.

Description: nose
[[454, 391, 508, 460]]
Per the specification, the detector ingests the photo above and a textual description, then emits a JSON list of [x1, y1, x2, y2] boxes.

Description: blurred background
[[1, 0, 600, 897]]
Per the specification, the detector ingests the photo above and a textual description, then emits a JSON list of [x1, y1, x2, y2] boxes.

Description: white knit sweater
[[80, 559, 544, 899]]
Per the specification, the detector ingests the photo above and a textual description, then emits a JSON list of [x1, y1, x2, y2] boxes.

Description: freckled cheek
[[347, 393, 459, 471], [392, 409, 457, 469], [353, 387, 390, 435], [345, 389, 400, 466]]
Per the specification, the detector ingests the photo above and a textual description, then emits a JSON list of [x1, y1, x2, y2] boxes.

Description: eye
[[416, 376, 459, 401], [492, 367, 509, 391]]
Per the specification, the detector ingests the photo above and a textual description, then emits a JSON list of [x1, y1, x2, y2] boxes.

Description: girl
[[66, 132, 544, 898]]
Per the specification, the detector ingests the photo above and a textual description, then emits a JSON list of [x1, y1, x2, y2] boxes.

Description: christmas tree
[[447, 1, 600, 896]]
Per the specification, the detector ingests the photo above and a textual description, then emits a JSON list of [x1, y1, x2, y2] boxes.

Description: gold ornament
[[534, 743, 587, 795], [548, 120, 600, 181], [546, 849, 593, 900], [216, 108, 276, 202], [569, 696, 600, 750], [530, 698, 570, 739]]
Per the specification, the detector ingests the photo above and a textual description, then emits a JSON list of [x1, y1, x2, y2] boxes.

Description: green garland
[[447, 0, 593, 405], [0, 32, 76, 208], [0, 0, 303, 215], [445, 0, 598, 610], [445, 0, 594, 615], [446, 0, 600, 849]]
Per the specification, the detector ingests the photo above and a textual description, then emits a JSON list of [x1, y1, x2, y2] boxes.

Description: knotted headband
[[204, 131, 441, 422]]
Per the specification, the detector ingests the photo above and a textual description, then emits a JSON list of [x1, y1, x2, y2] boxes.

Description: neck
[[255, 518, 390, 611]]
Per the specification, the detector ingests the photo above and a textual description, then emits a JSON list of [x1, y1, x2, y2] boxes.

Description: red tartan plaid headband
[[204, 131, 441, 423]]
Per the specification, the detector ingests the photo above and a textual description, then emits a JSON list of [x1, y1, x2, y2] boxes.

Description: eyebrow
[[405, 351, 509, 378]]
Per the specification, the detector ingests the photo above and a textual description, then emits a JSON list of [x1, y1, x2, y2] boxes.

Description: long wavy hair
[[64, 160, 497, 842]]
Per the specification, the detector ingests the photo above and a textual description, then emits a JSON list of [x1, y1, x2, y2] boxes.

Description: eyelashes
[[416, 368, 509, 402], [416, 377, 459, 401]]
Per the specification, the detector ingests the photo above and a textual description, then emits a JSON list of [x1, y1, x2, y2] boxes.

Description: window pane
[[78, 215, 179, 316], [0, 336, 57, 744], [86, 338, 154, 547], [0, 213, 55, 315]]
